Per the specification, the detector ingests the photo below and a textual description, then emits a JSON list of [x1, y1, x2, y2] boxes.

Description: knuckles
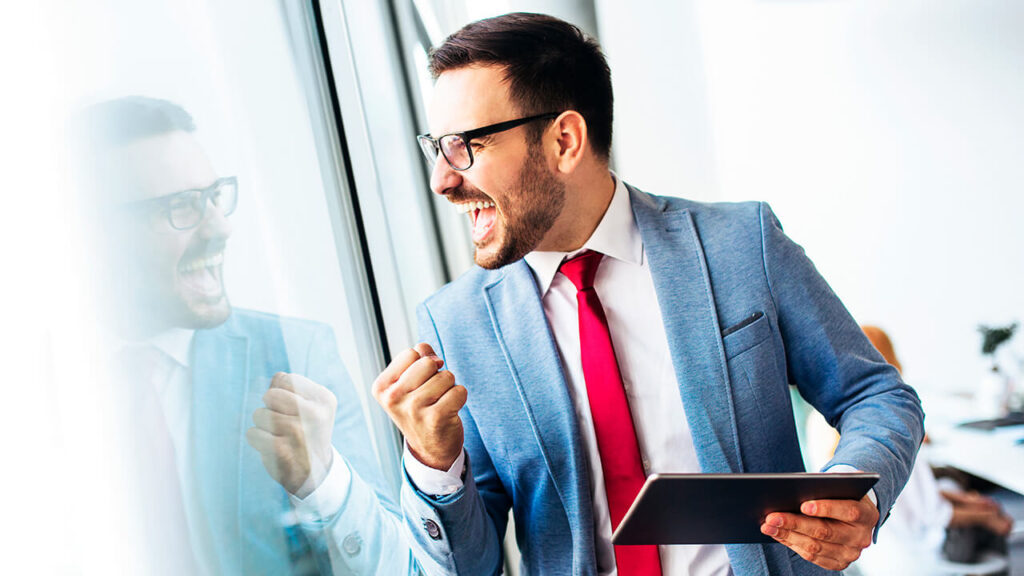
[[847, 506, 862, 523], [812, 525, 832, 541], [435, 370, 455, 387], [423, 409, 443, 431], [798, 549, 818, 564], [450, 385, 468, 406], [282, 420, 302, 439], [377, 385, 404, 409], [272, 438, 291, 461], [371, 374, 390, 396]]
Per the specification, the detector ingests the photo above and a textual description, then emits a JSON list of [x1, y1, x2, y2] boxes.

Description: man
[[77, 97, 417, 575], [373, 13, 924, 576]]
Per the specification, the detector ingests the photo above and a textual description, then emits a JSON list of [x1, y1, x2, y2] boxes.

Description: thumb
[[270, 372, 294, 392], [413, 343, 443, 368], [413, 343, 436, 358]]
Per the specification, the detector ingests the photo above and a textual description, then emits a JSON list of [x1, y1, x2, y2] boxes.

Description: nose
[[429, 153, 463, 197], [195, 199, 233, 240]]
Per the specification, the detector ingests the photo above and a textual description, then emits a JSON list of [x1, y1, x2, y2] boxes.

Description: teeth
[[180, 252, 224, 273], [454, 201, 495, 214]]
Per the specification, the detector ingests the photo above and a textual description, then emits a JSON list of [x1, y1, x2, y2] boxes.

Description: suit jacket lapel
[[630, 187, 744, 475], [191, 322, 251, 574], [483, 262, 595, 564]]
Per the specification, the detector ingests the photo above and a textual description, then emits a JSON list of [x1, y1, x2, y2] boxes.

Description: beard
[[172, 276, 232, 329], [474, 142, 566, 270]]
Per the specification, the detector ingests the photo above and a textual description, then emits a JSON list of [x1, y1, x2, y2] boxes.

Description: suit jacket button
[[342, 532, 362, 557], [424, 519, 442, 540]]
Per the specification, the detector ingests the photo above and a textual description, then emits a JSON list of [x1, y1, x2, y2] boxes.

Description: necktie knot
[[558, 250, 604, 291]]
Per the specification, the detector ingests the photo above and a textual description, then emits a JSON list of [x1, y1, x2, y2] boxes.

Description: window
[[51, 1, 422, 573]]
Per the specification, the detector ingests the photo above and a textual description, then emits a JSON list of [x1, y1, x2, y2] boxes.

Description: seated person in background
[[860, 326, 1012, 569], [75, 97, 417, 575]]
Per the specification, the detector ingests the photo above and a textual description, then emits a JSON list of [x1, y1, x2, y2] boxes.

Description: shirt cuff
[[823, 464, 878, 507], [289, 447, 351, 522], [403, 442, 465, 497]]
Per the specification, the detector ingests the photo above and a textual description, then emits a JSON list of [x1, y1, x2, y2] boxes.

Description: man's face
[[427, 65, 565, 269], [104, 130, 233, 332]]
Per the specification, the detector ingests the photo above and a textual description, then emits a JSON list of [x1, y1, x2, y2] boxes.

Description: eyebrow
[[469, 133, 497, 144]]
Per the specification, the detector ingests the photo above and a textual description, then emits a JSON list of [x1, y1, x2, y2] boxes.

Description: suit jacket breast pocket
[[722, 311, 769, 359], [722, 311, 799, 469]]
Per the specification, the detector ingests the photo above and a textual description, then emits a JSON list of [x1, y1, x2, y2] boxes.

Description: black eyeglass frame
[[417, 112, 560, 171], [123, 175, 239, 230]]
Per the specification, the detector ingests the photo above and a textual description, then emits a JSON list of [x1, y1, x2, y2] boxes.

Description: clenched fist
[[246, 372, 337, 498], [372, 343, 467, 471]]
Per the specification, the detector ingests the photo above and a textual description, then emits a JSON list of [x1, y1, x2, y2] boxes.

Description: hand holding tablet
[[612, 472, 878, 545], [611, 472, 879, 571]]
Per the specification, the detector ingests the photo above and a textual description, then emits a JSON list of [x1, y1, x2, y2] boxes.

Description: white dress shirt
[[405, 175, 733, 576]]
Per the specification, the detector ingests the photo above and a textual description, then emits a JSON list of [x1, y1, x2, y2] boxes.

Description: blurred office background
[[1, 0, 1021, 574]]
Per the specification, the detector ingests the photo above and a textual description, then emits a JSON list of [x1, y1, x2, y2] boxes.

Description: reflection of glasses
[[417, 113, 560, 171], [127, 176, 239, 230]]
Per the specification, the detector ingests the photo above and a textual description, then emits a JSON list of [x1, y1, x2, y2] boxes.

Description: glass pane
[[58, 1, 414, 574]]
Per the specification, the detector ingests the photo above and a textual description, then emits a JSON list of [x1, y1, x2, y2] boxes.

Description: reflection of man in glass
[[76, 96, 416, 575]]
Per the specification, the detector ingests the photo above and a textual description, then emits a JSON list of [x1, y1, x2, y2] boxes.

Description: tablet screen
[[611, 472, 879, 545]]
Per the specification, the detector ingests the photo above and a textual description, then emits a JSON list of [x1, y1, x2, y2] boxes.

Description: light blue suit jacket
[[402, 187, 924, 576], [190, 309, 418, 575]]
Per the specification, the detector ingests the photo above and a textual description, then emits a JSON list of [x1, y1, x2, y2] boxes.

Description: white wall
[[597, 0, 1024, 396]]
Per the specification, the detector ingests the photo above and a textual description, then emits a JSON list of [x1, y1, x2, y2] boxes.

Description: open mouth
[[455, 200, 497, 243], [177, 251, 225, 298]]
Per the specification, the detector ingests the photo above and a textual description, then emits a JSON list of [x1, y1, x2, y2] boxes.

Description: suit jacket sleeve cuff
[[403, 441, 465, 497], [289, 447, 351, 522]]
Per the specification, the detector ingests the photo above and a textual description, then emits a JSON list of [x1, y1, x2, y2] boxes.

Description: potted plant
[[975, 323, 1017, 417]]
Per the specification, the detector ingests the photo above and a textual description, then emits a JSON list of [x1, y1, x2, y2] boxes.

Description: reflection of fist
[[245, 372, 337, 497], [372, 343, 467, 471]]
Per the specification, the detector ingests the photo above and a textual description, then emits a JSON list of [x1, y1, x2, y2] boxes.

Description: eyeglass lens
[[168, 179, 238, 229], [418, 137, 441, 167], [439, 135, 470, 170]]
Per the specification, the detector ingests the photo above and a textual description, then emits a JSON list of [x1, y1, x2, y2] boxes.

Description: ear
[[549, 111, 588, 174]]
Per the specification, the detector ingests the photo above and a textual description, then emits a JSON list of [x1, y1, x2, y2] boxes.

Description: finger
[[270, 372, 295, 392], [263, 387, 302, 416], [373, 348, 430, 396], [761, 524, 854, 571], [800, 498, 875, 525], [271, 372, 331, 404], [252, 407, 301, 437], [245, 426, 276, 452], [408, 370, 457, 407], [413, 342, 436, 359], [374, 355, 445, 411], [432, 383, 468, 415], [764, 512, 859, 545], [392, 355, 447, 397]]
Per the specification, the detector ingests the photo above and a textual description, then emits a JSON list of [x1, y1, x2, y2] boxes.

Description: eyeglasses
[[125, 176, 239, 230], [417, 112, 560, 171]]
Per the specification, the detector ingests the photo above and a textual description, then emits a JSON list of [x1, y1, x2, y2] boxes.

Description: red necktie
[[559, 251, 662, 575]]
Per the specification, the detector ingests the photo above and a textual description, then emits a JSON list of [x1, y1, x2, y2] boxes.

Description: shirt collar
[[524, 172, 642, 296], [148, 327, 194, 368], [111, 327, 195, 369]]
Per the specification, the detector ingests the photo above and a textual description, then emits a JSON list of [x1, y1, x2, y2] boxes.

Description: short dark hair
[[74, 96, 196, 150], [429, 12, 614, 160], [70, 96, 197, 204]]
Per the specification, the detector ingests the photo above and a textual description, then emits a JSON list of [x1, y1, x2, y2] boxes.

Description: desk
[[927, 423, 1024, 495]]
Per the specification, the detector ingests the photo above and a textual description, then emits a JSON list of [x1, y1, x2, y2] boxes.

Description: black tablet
[[611, 472, 879, 545]]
